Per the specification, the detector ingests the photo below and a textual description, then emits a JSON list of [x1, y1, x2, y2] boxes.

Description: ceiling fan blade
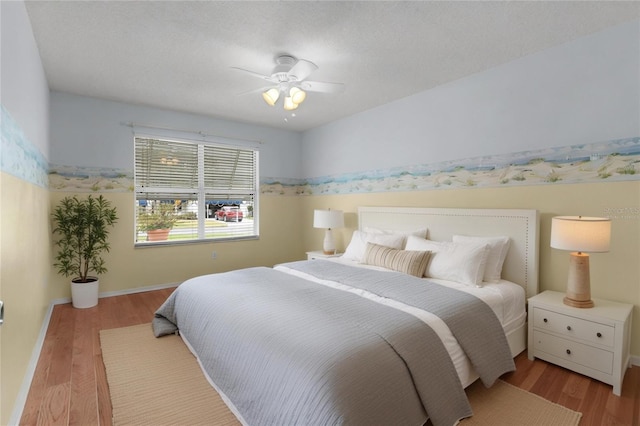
[[300, 81, 345, 94], [288, 59, 318, 81], [236, 86, 275, 96], [231, 67, 276, 82]]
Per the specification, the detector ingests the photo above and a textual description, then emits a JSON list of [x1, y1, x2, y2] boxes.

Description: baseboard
[[49, 281, 180, 306], [9, 282, 180, 425], [632, 354, 640, 367], [98, 281, 179, 298]]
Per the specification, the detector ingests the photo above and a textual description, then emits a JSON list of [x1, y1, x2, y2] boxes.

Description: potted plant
[[52, 195, 118, 308], [137, 203, 177, 241]]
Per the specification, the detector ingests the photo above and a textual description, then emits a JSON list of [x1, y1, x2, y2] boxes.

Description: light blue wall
[[50, 92, 304, 179], [1, 0, 50, 167], [301, 20, 640, 178]]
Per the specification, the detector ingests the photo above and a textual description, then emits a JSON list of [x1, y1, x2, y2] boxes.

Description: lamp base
[[323, 229, 336, 255], [563, 252, 594, 309], [563, 296, 594, 309]]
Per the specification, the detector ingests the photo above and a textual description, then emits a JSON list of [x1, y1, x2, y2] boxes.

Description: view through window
[[134, 137, 258, 244]]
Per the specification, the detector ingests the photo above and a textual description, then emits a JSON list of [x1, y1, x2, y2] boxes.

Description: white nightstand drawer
[[528, 291, 633, 396], [533, 330, 614, 374], [533, 307, 614, 347]]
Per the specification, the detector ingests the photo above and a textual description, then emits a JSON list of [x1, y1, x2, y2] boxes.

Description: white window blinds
[[134, 136, 258, 244]]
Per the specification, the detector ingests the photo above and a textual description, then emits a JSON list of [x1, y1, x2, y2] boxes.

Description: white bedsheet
[[275, 257, 525, 388]]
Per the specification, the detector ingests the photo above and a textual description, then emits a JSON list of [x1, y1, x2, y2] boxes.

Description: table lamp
[[313, 209, 344, 255], [550, 216, 611, 308]]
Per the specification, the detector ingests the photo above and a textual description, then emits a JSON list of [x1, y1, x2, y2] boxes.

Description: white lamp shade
[[550, 216, 611, 253], [313, 209, 344, 229], [283, 96, 299, 111], [262, 88, 280, 106], [289, 87, 306, 104]]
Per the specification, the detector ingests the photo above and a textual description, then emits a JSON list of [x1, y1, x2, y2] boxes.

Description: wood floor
[[20, 289, 640, 425]]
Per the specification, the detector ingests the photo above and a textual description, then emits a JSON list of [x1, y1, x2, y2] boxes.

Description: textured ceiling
[[25, 1, 640, 132]]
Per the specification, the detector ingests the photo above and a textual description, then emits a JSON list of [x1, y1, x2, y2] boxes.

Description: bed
[[153, 207, 539, 426]]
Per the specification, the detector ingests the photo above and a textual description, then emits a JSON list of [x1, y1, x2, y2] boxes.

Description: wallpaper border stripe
[[1, 105, 49, 188], [266, 137, 640, 196], [47, 136, 640, 194]]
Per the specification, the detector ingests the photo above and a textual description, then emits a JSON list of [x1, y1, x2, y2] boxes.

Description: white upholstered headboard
[[358, 207, 540, 298]]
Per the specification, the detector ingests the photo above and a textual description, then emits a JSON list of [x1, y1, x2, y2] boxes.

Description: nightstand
[[306, 251, 342, 260], [528, 290, 632, 395]]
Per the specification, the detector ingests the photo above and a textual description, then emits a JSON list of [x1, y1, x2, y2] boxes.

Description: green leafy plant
[[52, 195, 118, 283], [137, 203, 177, 231]]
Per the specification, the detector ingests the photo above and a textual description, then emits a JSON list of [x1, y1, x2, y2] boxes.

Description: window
[[134, 136, 258, 244]]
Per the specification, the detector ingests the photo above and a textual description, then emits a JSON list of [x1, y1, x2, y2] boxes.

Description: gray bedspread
[[280, 260, 515, 388], [153, 262, 514, 426]]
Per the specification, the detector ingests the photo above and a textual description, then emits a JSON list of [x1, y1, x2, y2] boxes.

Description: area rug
[[100, 323, 582, 426], [460, 380, 581, 425], [100, 323, 239, 426]]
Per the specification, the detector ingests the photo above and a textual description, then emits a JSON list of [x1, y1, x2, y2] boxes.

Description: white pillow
[[363, 227, 428, 248], [452, 235, 510, 283], [404, 236, 490, 286], [343, 230, 406, 262]]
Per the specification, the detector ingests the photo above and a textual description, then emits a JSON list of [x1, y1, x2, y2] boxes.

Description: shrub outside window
[[134, 136, 258, 244]]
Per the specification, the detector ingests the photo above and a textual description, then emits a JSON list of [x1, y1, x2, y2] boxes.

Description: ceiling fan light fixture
[[289, 87, 306, 105], [283, 96, 299, 111], [235, 54, 343, 112], [262, 88, 280, 106]]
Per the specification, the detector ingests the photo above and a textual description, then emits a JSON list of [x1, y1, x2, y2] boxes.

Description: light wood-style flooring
[[20, 289, 640, 425]]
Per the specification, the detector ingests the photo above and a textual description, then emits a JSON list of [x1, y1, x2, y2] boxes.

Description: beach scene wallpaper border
[[45, 137, 640, 195], [1, 106, 49, 188], [263, 137, 639, 196]]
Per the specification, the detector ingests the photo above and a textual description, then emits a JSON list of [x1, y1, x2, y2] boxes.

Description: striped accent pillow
[[363, 243, 431, 277]]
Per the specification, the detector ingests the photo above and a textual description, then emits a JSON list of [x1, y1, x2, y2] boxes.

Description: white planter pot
[[71, 278, 99, 309]]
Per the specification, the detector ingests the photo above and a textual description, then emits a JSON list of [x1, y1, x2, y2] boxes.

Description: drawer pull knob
[[566, 326, 572, 331], [566, 349, 571, 355], [543, 318, 548, 323], [597, 332, 602, 338]]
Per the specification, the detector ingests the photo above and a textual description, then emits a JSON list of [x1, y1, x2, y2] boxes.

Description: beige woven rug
[[101, 323, 582, 426]]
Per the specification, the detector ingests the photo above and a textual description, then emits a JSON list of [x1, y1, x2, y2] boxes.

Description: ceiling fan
[[232, 55, 345, 111]]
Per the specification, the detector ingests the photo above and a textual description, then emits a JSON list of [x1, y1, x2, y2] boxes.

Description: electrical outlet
[[211, 251, 217, 259]]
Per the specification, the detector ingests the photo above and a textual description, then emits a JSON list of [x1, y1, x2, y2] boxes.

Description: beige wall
[[3, 186, 303, 423], [3, 174, 638, 424], [301, 181, 640, 356], [1, 173, 52, 424], [47, 192, 305, 299]]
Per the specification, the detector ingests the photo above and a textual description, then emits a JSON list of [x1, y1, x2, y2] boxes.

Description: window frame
[[133, 134, 259, 246]]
